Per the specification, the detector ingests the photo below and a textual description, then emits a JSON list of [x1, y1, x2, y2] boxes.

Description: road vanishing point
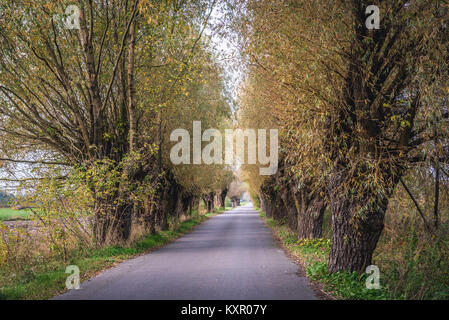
[[55, 204, 317, 300]]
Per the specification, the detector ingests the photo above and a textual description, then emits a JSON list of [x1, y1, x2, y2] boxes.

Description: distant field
[[0, 208, 31, 221]]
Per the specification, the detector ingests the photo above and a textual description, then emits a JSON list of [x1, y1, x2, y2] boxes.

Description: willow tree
[[324, 0, 448, 272]]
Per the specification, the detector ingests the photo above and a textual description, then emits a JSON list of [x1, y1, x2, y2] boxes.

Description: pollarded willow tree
[[0, 0, 233, 244], [322, 0, 448, 273], [236, 0, 448, 272]]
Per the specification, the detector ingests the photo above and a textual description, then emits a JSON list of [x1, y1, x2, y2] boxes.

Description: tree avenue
[[0, 0, 448, 298]]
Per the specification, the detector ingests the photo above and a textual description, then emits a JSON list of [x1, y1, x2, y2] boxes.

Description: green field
[[0, 208, 31, 221]]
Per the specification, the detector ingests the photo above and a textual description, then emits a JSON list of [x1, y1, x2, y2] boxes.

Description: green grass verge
[[0, 208, 226, 300], [0, 208, 31, 221], [259, 210, 390, 300]]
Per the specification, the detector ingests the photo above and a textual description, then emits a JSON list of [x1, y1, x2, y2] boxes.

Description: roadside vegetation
[[0, 205, 228, 300]]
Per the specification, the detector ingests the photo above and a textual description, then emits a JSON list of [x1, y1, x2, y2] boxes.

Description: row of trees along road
[[236, 0, 449, 273], [0, 0, 235, 245], [0, 0, 448, 276]]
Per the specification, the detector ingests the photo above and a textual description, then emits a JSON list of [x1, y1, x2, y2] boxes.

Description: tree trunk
[[280, 188, 298, 231], [328, 199, 386, 273], [261, 196, 272, 217], [298, 201, 325, 239], [158, 190, 170, 231], [259, 197, 266, 212], [219, 188, 228, 208], [327, 170, 391, 273], [202, 192, 214, 213], [181, 193, 192, 217], [127, 14, 137, 151], [293, 188, 325, 239], [192, 196, 200, 214], [93, 200, 134, 245], [144, 196, 156, 234], [260, 182, 276, 218], [115, 204, 133, 242]]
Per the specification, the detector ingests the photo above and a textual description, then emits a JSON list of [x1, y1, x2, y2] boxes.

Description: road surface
[[55, 204, 317, 300]]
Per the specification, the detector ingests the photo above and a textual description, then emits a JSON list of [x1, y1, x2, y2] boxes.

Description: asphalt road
[[55, 204, 317, 300]]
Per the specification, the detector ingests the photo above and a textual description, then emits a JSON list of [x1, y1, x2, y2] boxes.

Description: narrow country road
[[54, 204, 317, 300]]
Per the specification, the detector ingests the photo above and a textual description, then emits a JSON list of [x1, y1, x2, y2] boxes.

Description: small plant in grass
[[297, 238, 331, 250]]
